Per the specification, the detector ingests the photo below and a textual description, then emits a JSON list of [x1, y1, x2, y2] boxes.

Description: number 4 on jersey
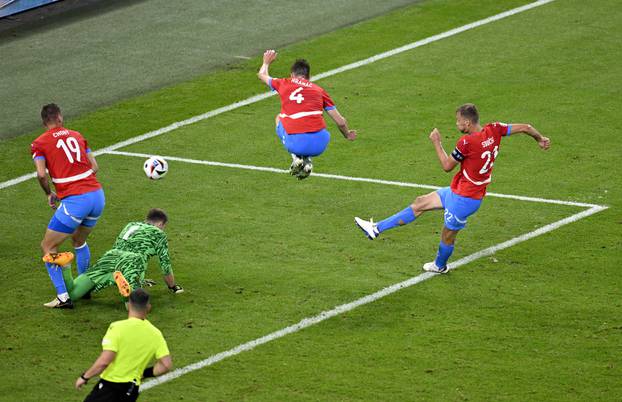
[[289, 87, 305, 104]]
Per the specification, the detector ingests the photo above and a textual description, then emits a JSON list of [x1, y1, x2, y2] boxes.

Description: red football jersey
[[449, 122, 511, 199], [31, 127, 101, 199], [270, 77, 335, 134]]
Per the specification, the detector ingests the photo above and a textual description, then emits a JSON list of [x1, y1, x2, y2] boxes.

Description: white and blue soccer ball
[[143, 156, 168, 180]]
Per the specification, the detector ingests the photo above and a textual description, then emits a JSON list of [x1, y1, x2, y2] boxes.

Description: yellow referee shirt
[[100, 317, 169, 385]]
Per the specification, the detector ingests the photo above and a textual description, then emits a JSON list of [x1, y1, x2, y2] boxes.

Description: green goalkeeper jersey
[[113, 222, 172, 275]]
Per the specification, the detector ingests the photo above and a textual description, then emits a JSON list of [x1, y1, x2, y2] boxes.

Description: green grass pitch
[[0, 0, 620, 401]]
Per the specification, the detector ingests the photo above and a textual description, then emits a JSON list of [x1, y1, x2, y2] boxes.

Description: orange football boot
[[42, 251, 74, 266]]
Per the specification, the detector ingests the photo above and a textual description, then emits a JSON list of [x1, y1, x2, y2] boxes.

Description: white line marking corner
[[106, 150, 606, 210], [142, 204, 604, 392]]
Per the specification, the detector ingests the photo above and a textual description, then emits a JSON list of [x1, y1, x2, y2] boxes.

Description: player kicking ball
[[58, 208, 183, 305], [257, 49, 357, 179], [355, 104, 550, 273]]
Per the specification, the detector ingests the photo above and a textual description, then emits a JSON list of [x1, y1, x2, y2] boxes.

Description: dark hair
[[456, 103, 479, 123], [291, 59, 310, 79], [129, 288, 150, 311], [41, 103, 62, 124], [146, 208, 168, 224]]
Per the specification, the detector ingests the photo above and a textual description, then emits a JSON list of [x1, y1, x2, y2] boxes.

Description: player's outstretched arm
[[326, 109, 356, 140], [154, 355, 173, 376], [87, 152, 99, 173], [257, 49, 277, 86], [34, 158, 58, 208], [509, 124, 550, 150], [163, 273, 183, 294], [429, 128, 458, 172]]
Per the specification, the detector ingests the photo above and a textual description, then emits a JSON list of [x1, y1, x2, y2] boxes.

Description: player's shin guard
[[377, 206, 416, 233], [434, 241, 454, 269], [75, 243, 90, 275], [45, 262, 70, 301]]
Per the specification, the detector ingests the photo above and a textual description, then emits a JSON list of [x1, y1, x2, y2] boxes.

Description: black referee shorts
[[83, 379, 139, 402]]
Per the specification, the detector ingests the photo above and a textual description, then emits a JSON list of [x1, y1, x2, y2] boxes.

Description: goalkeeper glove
[[168, 284, 184, 294], [143, 279, 157, 287]]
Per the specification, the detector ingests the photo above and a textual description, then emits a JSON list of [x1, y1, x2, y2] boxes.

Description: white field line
[[141, 203, 607, 391], [0, 172, 36, 191], [106, 150, 605, 209], [0, 0, 556, 192], [113, 147, 606, 390], [2, 0, 602, 392]]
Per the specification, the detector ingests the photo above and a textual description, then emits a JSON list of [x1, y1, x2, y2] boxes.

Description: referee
[[75, 289, 172, 401]]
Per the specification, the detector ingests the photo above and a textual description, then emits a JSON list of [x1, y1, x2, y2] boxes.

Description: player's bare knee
[[408, 202, 419, 215], [441, 230, 459, 245], [416, 194, 430, 203], [72, 237, 86, 248], [443, 237, 456, 245], [412, 196, 427, 211], [41, 239, 55, 255]]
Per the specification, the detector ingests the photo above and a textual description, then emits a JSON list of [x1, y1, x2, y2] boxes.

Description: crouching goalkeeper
[[59, 208, 183, 303]]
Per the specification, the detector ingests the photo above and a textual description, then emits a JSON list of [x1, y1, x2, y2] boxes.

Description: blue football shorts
[[276, 121, 330, 157], [437, 187, 482, 231], [48, 188, 106, 234]]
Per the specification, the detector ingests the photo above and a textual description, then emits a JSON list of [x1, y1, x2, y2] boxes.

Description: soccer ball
[[143, 156, 168, 180]]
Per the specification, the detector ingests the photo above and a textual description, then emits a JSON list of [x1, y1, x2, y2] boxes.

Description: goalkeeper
[[61, 208, 183, 303]]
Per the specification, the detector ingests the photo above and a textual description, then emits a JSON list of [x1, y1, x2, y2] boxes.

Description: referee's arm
[[154, 355, 173, 376], [75, 351, 116, 389]]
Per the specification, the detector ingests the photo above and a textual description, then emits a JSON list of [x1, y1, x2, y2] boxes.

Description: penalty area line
[[106, 150, 606, 209], [0, 0, 556, 192], [141, 203, 606, 392]]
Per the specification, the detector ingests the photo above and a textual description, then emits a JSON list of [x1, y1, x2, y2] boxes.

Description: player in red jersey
[[355, 104, 550, 272], [31, 104, 106, 308], [257, 49, 356, 179]]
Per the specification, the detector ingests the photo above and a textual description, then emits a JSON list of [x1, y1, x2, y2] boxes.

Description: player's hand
[[75, 376, 87, 390], [143, 278, 157, 287], [48, 192, 59, 209], [169, 284, 184, 294], [429, 128, 442, 144], [263, 49, 277, 64], [344, 130, 357, 141], [538, 136, 550, 150]]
